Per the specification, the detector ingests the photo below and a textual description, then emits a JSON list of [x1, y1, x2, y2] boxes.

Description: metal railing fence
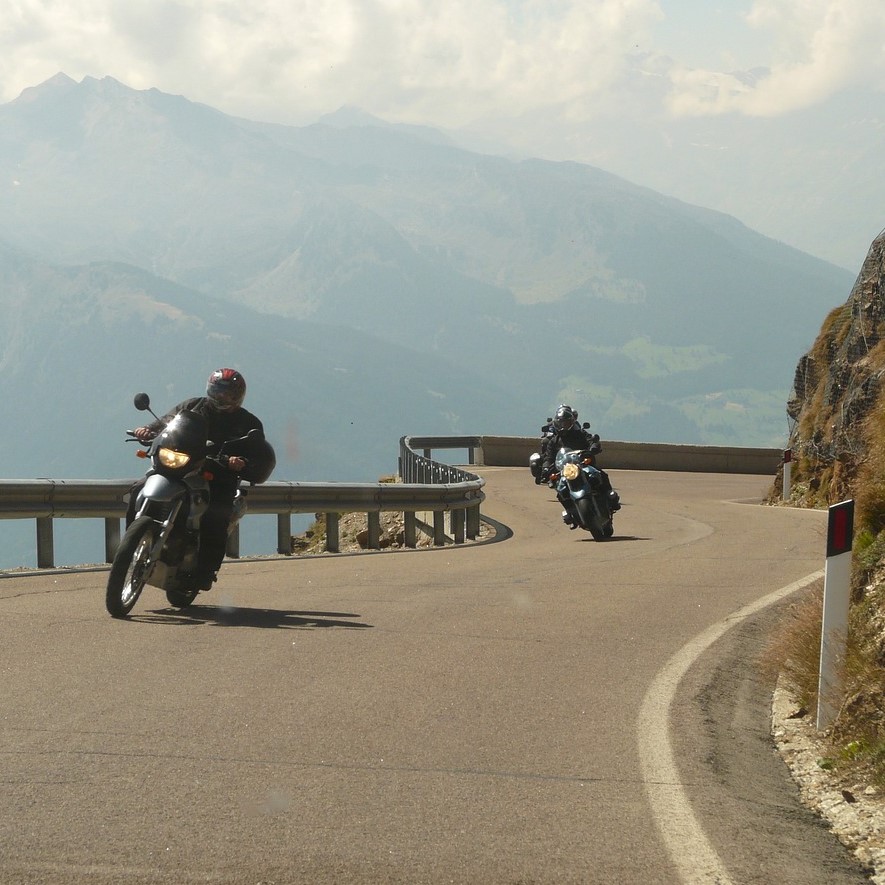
[[0, 432, 781, 570], [0, 436, 485, 569]]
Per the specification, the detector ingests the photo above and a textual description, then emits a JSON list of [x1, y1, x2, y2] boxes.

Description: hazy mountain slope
[[447, 59, 884, 273], [0, 74, 328, 286], [192, 110, 856, 399], [0, 242, 519, 483], [228, 142, 847, 394], [0, 73, 856, 453]]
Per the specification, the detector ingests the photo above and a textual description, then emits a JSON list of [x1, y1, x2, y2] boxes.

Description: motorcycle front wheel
[[106, 516, 156, 618], [575, 498, 612, 541]]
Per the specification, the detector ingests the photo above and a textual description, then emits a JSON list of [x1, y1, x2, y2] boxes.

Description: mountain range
[[0, 73, 858, 563], [448, 57, 885, 274]]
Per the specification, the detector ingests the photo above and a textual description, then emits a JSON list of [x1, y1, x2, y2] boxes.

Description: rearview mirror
[[134, 393, 151, 411]]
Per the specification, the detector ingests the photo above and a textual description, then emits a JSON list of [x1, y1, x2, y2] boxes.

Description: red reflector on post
[[826, 500, 854, 558]]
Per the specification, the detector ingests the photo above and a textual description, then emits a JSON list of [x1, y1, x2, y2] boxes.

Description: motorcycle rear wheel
[[106, 516, 155, 618], [165, 587, 199, 608]]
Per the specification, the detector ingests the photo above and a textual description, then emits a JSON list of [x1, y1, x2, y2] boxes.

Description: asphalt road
[[0, 468, 871, 884]]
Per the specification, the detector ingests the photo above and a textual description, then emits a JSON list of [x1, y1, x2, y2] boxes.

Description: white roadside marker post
[[782, 449, 792, 502], [816, 499, 854, 731]]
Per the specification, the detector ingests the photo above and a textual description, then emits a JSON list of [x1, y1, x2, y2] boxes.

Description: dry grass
[[760, 587, 825, 712], [832, 595, 885, 788], [761, 582, 885, 787]]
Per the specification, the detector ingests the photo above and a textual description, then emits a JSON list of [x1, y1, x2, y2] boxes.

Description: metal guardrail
[[476, 436, 783, 475], [0, 436, 485, 569], [0, 433, 781, 570]]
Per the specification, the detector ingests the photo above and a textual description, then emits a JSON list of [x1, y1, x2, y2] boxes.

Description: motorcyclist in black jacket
[[533, 403, 577, 484], [132, 368, 265, 589], [542, 405, 620, 527]]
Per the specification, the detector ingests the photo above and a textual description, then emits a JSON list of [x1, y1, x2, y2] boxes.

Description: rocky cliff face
[[778, 230, 885, 828], [782, 230, 885, 518]]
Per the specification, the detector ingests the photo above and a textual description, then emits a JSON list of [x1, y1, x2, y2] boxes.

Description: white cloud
[[0, 0, 662, 125], [666, 0, 885, 118], [2, 0, 882, 126]]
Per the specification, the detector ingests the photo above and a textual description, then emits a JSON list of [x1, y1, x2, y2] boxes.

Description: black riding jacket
[[146, 397, 264, 487], [541, 424, 594, 471]]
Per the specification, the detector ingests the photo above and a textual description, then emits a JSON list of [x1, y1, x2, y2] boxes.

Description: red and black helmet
[[206, 368, 246, 412]]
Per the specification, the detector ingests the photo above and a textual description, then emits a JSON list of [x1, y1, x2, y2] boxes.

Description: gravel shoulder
[[773, 680, 885, 882]]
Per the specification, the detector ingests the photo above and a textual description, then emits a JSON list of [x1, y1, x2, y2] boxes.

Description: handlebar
[[125, 430, 151, 445], [124, 428, 251, 471], [207, 452, 247, 469]]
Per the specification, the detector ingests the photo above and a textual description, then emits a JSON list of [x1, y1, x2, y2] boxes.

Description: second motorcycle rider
[[541, 405, 620, 528]]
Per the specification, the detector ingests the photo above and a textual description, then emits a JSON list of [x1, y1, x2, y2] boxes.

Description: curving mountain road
[[0, 467, 869, 884]]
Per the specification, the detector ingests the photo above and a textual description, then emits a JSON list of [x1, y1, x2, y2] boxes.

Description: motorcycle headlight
[[157, 447, 191, 469], [562, 462, 581, 481]]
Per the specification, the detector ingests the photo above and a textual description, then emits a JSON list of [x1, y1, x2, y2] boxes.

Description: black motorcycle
[[105, 393, 274, 618], [550, 444, 615, 540]]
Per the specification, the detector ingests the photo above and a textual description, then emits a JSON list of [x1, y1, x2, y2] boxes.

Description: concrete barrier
[[478, 436, 782, 476]]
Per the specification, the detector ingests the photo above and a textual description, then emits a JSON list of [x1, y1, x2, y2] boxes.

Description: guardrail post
[[467, 504, 480, 540], [433, 511, 446, 546], [404, 511, 417, 548], [326, 512, 340, 553], [452, 508, 465, 544], [104, 518, 121, 562], [367, 512, 381, 550], [277, 513, 291, 555], [36, 517, 54, 569]]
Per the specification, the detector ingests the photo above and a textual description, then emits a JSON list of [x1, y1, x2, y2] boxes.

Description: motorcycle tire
[[106, 516, 156, 617], [574, 498, 612, 542], [165, 587, 199, 608]]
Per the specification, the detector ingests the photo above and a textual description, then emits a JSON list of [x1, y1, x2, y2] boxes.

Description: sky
[[2, 0, 883, 130]]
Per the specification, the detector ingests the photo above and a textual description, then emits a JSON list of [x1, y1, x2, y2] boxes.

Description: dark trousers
[[197, 482, 237, 576]]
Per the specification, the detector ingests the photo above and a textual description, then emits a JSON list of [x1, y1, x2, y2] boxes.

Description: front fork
[[132, 497, 185, 577], [561, 473, 605, 524]]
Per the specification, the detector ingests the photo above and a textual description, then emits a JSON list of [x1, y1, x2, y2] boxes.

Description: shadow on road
[[581, 535, 648, 542], [130, 606, 373, 630]]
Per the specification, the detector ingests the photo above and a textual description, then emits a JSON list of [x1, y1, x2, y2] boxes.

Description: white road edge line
[[637, 570, 824, 885]]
